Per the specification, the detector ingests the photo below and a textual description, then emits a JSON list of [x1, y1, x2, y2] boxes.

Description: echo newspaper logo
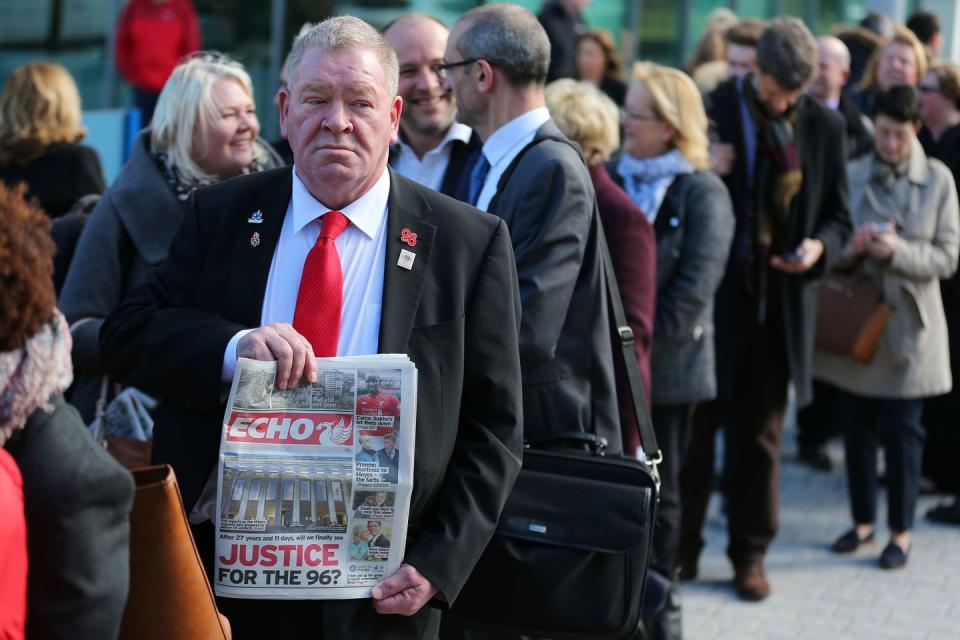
[[226, 412, 354, 446]]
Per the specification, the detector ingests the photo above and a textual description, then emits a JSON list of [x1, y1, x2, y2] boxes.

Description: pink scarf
[[0, 311, 73, 446]]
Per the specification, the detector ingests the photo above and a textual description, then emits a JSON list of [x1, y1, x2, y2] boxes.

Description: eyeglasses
[[621, 108, 659, 122], [432, 58, 482, 78]]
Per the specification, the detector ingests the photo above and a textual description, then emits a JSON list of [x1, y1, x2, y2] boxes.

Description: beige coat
[[815, 138, 960, 399]]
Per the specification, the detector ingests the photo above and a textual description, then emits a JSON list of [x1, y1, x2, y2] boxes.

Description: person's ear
[[476, 59, 495, 94], [661, 120, 677, 147], [278, 87, 291, 138]]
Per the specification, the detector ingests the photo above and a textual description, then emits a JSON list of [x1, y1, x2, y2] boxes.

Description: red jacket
[[115, 0, 201, 92], [0, 448, 27, 640]]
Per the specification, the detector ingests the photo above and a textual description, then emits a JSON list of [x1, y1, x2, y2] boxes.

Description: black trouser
[[650, 403, 695, 576], [837, 390, 926, 532], [796, 380, 840, 450]]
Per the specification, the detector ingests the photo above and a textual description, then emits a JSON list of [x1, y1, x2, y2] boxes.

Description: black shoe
[[926, 500, 960, 525], [831, 528, 875, 553], [798, 444, 833, 472], [879, 542, 909, 569]]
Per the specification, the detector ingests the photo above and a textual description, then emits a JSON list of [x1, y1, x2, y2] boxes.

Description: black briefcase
[[451, 441, 657, 639], [447, 221, 661, 640]]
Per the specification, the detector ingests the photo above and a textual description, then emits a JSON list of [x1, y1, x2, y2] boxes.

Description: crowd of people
[[1, 2, 959, 640]]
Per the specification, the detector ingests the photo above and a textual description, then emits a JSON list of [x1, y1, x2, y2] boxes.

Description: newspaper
[[214, 355, 417, 599]]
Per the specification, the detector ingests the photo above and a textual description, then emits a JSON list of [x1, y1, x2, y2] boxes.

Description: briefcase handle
[[525, 432, 609, 455], [597, 222, 663, 483]]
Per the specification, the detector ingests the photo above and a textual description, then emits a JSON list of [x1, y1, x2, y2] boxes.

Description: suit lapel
[[378, 170, 436, 354], [225, 169, 292, 328]]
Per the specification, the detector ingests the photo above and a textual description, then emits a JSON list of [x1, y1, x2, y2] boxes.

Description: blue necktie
[[468, 154, 491, 207]]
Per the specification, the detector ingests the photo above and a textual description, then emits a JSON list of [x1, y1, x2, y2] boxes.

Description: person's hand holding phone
[[770, 238, 825, 273], [867, 221, 897, 260]]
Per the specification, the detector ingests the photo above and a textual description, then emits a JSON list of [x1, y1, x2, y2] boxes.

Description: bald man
[[809, 36, 874, 159], [384, 14, 482, 202]]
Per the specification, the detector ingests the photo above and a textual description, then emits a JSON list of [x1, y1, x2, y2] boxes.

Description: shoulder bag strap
[[596, 221, 662, 476]]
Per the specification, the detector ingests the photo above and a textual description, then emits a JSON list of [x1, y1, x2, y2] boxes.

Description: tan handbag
[[815, 273, 894, 364], [119, 465, 232, 640]]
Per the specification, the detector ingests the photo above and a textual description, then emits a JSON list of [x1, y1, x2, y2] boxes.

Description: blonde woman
[[60, 52, 284, 423], [0, 62, 105, 218], [608, 61, 733, 628], [854, 25, 928, 113]]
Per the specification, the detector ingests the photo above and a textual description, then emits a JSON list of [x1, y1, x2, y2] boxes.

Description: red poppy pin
[[400, 228, 417, 247]]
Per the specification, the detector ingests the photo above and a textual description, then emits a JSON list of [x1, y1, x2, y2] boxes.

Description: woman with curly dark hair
[[0, 182, 134, 639], [574, 29, 628, 106], [0, 62, 105, 218]]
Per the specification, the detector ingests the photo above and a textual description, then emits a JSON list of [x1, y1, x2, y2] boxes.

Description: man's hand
[[710, 143, 736, 176], [236, 323, 317, 389], [371, 564, 438, 616], [770, 238, 824, 273]]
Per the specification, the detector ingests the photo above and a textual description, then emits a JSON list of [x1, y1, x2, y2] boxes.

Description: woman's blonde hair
[[630, 62, 710, 170], [858, 25, 928, 92], [544, 79, 620, 166], [150, 52, 266, 184], [0, 62, 86, 166]]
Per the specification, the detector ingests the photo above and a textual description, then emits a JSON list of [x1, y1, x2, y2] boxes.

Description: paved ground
[[682, 421, 960, 640]]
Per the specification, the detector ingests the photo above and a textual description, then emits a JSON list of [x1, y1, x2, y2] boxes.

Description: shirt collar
[[290, 165, 390, 239], [394, 121, 473, 158], [482, 107, 551, 167]]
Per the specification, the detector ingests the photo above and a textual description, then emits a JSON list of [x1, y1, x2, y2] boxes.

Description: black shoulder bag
[[448, 136, 662, 640]]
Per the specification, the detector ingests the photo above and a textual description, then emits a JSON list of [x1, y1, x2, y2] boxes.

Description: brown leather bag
[[815, 273, 894, 364], [119, 465, 232, 640]]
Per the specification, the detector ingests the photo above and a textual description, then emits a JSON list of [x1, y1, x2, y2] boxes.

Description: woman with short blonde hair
[[60, 51, 283, 423], [609, 62, 734, 628], [0, 62, 104, 217], [150, 52, 273, 195], [630, 62, 711, 170], [544, 79, 619, 166], [855, 25, 927, 113]]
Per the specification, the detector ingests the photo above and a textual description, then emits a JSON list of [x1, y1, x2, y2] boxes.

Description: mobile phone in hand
[[780, 250, 803, 262]]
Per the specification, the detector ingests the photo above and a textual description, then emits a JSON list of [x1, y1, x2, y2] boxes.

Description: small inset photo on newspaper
[[354, 431, 400, 485], [347, 520, 393, 562], [234, 367, 274, 409], [219, 454, 353, 534], [355, 369, 402, 433], [352, 490, 395, 520], [311, 368, 356, 411]]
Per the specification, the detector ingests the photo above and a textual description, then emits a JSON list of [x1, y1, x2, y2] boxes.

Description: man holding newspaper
[[101, 15, 523, 640]]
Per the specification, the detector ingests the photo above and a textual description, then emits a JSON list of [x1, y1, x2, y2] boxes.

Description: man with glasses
[[383, 14, 482, 201]]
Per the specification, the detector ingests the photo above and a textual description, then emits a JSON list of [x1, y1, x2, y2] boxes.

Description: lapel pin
[[248, 210, 264, 224], [397, 249, 416, 270], [250, 232, 261, 247], [400, 228, 418, 247]]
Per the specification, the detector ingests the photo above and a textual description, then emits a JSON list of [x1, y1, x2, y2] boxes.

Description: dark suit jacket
[[706, 77, 851, 406], [837, 92, 874, 160], [389, 130, 482, 204], [100, 167, 524, 638], [607, 164, 734, 406], [589, 162, 655, 454], [370, 533, 391, 549], [377, 448, 400, 483], [486, 120, 620, 451], [5, 395, 134, 640]]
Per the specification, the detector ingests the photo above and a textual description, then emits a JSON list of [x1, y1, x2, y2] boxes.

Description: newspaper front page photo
[[215, 355, 417, 599]]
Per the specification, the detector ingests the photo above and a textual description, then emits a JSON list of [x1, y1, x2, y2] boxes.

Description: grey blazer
[[607, 164, 735, 406], [487, 120, 621, 451]]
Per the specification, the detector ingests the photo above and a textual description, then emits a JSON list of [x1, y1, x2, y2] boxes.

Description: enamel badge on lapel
[[397, 249, 416, 270], [247, 210, 264, 224], [250, 232, 261, 247], [400, 228, 417, 247]]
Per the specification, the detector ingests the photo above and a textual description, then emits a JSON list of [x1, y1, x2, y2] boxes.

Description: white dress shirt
[[475, 107, 551, 212], [221, 167, 389, 381], [391, 122, 472, 191]]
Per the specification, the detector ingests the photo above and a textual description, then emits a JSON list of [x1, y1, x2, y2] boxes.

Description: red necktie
[[293, 211, 350, 357]]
